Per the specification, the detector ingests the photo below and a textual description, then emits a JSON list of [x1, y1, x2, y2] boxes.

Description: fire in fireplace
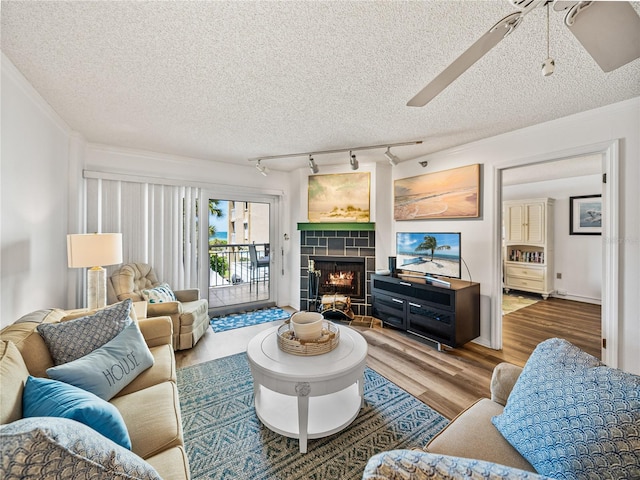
[[310, 256, 365, 300], [328, 271, 354, 286]]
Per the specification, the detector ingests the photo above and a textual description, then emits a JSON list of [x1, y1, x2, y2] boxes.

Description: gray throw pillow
[[37, 299, 132, 365], [0, 417, 161, 480]]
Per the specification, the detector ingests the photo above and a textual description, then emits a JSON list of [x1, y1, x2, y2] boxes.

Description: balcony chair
[[248, 244, 269, 290], [107, 262, 209, 350]]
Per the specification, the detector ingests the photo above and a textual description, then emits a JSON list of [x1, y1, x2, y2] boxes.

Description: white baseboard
[[550, 293, 601, 305]]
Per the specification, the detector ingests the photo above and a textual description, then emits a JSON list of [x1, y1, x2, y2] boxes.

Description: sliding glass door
[[206, 196, 275, 314]]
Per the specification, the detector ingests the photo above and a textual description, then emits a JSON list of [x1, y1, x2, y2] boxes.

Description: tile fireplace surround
[[299, 229, 375, 317]]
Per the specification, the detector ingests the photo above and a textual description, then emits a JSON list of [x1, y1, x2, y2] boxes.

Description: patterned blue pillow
[[492, 338, 640, 480], [37, 299, 132, 365], [363, 450, 554, 479], [141, 283, 176, 304], [0, 417, 161, 480], [22, 376, 131, 449], [47, 322, 154, 401]]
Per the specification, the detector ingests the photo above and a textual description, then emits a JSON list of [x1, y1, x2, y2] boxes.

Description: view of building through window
[[208, 199, 270, 308]]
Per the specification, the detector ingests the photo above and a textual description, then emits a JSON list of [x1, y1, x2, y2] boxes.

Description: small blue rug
[[210, 307, 291, 333]]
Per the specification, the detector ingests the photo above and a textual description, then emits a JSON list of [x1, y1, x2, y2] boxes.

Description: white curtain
[[85, 178, 201, 290]]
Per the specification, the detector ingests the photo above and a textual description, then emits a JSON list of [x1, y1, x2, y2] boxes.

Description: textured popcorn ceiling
[[2, 1, 639, 171]]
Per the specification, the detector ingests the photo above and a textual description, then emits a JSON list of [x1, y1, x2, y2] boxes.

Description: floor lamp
[[67, 233, 123, 310]]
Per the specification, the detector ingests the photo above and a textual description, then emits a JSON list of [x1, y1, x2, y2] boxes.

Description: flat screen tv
[[396, 232, 462, 280]]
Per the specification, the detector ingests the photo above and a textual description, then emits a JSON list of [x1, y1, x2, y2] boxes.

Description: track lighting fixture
[[255, 160, 268, 176], [247, 140, 422, 172], [349, 151, 359, 170], [308, 155, 319, 174], [384, 147, 400, 166], [419, 160, 429, 168]]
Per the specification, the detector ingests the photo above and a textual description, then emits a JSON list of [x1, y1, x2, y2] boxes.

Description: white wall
[[1, 55, 72, 325], [504, 174, 602, 303]]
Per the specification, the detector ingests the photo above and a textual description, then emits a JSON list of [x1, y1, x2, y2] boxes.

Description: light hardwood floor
[[175, 297, 601, 420]]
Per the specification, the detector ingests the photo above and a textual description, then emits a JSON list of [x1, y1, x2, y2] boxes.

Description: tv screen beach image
[[396, 232, 461, 279]]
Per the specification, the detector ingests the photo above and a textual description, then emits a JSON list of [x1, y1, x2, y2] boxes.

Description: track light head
[[308, 155, 319, 174], [419, 160, 428, 168], [350, 151, 359, 170], [255, 160, 268, 176], [384, 147, 400, 166]]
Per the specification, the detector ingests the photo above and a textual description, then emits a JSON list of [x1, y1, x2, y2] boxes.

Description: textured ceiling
[[2, 1, 639, 171]]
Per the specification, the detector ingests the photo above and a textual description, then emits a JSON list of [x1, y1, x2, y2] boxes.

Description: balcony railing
[[209, 242, 269, 287]]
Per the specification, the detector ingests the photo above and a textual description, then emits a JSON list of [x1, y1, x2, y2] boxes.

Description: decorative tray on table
[[277, 320, 340, 356]]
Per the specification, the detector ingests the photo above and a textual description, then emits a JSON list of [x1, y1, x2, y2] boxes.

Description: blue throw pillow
[[37, 299, 132, 365], [492, 338, 640, 480], [22, 376, 131, 449], [47, 322, 154, 401]]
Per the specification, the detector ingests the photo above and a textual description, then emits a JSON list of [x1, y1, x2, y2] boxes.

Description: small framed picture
[[569, 195, 602, 235]]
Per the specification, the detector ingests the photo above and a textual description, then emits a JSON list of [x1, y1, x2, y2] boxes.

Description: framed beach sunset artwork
[[394, 164, 481, 220], [308, 172, 370, 222]]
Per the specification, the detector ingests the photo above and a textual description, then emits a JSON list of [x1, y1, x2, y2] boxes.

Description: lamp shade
[[67, 233, 123, 268]]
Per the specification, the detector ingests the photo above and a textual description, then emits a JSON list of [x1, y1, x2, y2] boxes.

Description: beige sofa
[[0, 307, 190, 480], [108, 262, 210, 350]]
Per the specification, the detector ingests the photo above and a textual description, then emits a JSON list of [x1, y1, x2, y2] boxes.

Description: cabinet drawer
[[505, 276, 544, 291], [372, 293, 405, 329], [408, 302, 452, 325], [506, 265, 544, 279], [407, 302, 453, 344]]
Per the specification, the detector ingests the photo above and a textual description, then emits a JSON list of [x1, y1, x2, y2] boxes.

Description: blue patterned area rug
[[210, 307, 291, 333], [177, 353, 448, 480]]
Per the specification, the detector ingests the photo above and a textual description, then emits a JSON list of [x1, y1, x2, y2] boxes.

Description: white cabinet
[[505, 201, 546, 244], [503, 198, 554, 299]]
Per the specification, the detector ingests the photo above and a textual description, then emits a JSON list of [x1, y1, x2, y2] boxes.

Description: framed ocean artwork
[[308, 172, 370, 222], [569, 194, 602, 235], [394, 164, 481, 220]]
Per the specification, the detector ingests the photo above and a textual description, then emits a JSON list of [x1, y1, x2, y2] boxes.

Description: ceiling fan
[[407, 0, 640, 107]]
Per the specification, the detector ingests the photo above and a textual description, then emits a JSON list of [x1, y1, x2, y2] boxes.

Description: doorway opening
[[208, 198, 273, 314], [492, 140, 619, 367]]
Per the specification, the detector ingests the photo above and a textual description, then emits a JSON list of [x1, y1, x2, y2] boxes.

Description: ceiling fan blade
[[407, 12, 522, 107], [552, 1, 579, 12], [565, 1, 640, 72]]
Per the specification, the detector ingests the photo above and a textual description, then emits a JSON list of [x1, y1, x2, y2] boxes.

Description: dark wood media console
[[371, 274, 480, 350]]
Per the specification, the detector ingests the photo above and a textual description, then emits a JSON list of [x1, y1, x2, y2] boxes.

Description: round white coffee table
[[246, 324, 368, 453]]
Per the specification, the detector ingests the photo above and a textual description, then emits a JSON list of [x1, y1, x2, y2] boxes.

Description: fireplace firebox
[[310, 256, 365, 300]]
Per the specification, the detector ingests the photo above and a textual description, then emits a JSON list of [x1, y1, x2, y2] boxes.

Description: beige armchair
[[107, 263, 209, 350]]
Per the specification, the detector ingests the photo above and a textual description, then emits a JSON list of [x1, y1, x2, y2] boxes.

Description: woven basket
[[277, 320, 340, 356]]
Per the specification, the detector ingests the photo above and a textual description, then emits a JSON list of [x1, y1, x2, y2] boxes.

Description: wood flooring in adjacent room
[[175, 297, 601, 421]]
